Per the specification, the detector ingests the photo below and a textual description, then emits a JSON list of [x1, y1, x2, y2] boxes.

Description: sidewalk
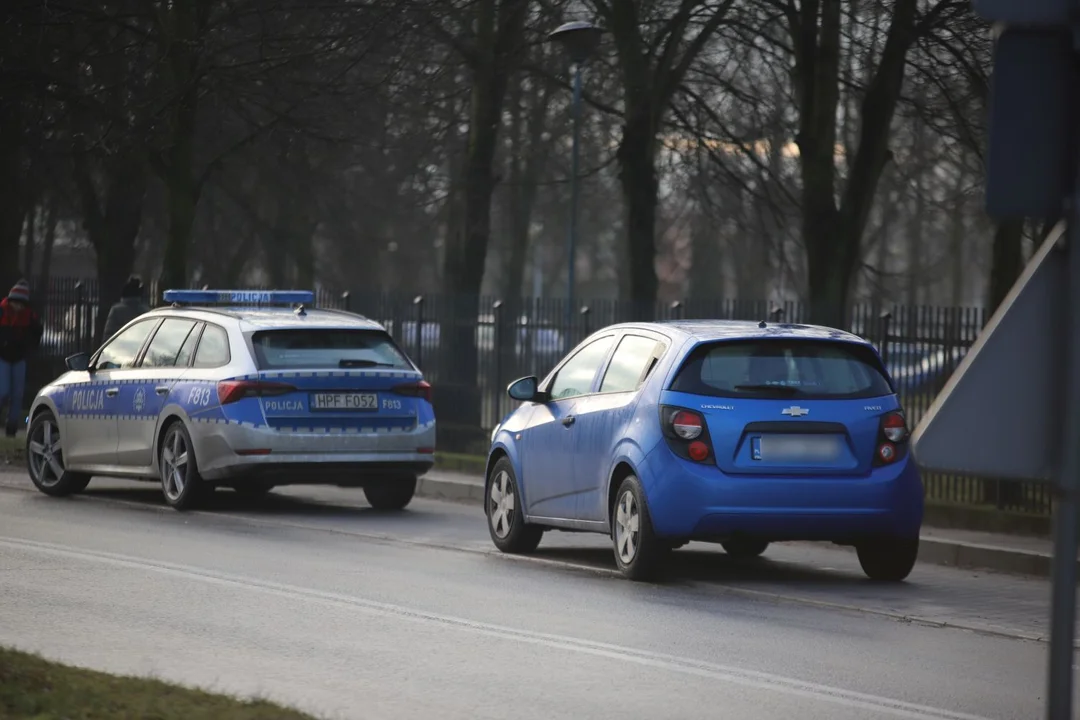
[[416, 470, 1071, 580]]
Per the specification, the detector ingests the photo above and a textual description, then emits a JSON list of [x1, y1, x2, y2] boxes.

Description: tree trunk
[[0, 106, 28, 294], [159, 86, 200, 292], [156, 0, 210, 292], [22, 205, 36, 280], [617, 111, 660, 318], [36, 198, 57, 294], [796, 0, 918, 327], [76, 155, 148, 345], [437, 0, 528, 440], [948, 170, 968, 307]]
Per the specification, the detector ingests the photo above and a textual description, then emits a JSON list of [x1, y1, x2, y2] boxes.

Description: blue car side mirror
[[507, 376, 547, 403]]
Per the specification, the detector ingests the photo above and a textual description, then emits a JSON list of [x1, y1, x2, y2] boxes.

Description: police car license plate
[[310, 392, 378, 411]]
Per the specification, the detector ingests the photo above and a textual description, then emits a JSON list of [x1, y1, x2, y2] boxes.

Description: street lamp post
[[548, 21, 603, 346]]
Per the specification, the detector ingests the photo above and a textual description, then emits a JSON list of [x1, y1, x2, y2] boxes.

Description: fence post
[[492, 299, 503, 427], [413, 295, 424, 368], [341, 291, 351, 312], [670, 300, 684, 320], [580, 305, 591, 340], [878, 310, 893, 366], [770, 305, 785, 323]]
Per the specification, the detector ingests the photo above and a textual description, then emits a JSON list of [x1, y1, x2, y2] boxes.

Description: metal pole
[[1047, 181, 1080, 718], [565, 62, 584, 346]]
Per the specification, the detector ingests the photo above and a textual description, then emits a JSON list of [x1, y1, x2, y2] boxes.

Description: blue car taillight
[[660, 405, 713, 463], [873, 410, 909, 466]]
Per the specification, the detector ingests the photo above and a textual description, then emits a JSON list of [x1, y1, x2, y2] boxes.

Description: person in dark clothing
[[102, 275, 151, 341], [0, 279, 44, 437]]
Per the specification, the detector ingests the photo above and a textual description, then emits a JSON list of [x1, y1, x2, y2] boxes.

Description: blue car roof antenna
[[162, 289, 316, 307]]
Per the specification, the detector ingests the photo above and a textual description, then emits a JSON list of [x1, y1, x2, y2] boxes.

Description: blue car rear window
[[250, 329, 412, 370], [670, 340, 893, 400]]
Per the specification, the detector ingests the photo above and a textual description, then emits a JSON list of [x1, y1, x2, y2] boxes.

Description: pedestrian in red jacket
[[0, 280, 44, 437]]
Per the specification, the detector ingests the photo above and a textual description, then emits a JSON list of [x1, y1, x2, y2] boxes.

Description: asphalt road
[[0, 471, 1059, 720]]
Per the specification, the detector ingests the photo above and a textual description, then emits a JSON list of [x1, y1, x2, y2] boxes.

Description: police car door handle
[[562, 415, 575, 427], [105, 387, 119, 397], [155, 386, 169, 395]]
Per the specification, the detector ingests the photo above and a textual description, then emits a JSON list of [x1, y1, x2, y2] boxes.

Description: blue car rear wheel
[[611, 475, 668, 582], [856, 537, 919, 581]]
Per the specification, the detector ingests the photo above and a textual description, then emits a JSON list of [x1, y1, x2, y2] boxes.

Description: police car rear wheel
[[26, 411, 90, 497], [363, 477, 417, 511], [160, 422, 206, 510]]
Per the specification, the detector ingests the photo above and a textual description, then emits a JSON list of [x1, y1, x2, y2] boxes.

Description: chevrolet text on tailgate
[[24, 289, 436, 511], [486, 319, 923, 582]]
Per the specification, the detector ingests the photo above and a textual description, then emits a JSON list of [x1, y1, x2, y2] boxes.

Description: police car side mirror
[[65, 352, 91, 372], [507, 376, 548, 403]]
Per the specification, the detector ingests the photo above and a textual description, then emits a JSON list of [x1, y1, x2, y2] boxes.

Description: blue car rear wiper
[[733, 384, 802, 396]]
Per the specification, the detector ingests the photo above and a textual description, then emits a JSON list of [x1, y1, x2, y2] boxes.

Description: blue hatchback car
[[484, 320, 923, 582]]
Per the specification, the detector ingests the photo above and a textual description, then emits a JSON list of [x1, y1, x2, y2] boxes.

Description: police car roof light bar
[[162, 289, 316, 306]]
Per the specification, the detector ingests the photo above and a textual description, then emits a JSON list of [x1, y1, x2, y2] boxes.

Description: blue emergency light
[[162, 289, 316, 306]]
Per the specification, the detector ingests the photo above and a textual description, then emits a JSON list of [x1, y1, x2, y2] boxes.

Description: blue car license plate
[[310, 392, 378, 411], [753, 434, 842, 462]]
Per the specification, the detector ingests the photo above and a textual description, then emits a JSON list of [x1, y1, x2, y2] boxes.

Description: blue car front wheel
[[486, 457, 543, 554]]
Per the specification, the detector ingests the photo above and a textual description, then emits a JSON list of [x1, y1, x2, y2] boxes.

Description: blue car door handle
[[154, 386, 169, 395], [105, 387, 119, 397], [562, 415, 575, 427]]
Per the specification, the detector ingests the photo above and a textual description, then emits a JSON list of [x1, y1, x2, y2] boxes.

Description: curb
[[414, 473, 1068, 581], [915, 536, 1064, 578], [417, 474, 485, 504]]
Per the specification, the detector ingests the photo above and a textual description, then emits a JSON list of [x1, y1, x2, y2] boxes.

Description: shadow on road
[[81, 484, 401, 518], [529, 545, 883, 588]]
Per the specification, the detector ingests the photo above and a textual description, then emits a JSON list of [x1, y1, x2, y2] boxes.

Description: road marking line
[[0, 535, 993, 720], [0, 482, 1060, 646]]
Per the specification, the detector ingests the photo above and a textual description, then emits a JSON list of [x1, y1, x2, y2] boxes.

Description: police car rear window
[[669, 339, 892, 400], [250, 329, 412, 370]]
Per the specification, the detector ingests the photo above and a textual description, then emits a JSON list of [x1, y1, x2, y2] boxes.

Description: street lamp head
[[548, 21, 604, 65]]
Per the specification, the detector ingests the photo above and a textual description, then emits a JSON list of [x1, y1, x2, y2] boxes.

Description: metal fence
[[24, 278, 1049, 516]]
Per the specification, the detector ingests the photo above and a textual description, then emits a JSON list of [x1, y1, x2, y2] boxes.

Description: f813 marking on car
[[187, 386, 213, 406]]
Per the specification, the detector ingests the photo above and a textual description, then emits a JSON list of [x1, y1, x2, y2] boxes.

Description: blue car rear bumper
[[640, 444, 924, 542]]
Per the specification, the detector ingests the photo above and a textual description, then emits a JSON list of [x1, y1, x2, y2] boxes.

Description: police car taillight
[[392, 380, 432, 404], [217, 380, 295, 405]]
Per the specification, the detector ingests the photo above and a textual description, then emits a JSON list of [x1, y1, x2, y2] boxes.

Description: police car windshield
[[250, 329, 412, 370], [670, 339, 893, 400]]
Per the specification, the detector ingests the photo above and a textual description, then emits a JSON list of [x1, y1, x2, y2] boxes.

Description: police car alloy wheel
[[611, 475, 666, 582], [485, 457, 542, 554], [26, 411, 90, 497], [159, 421, 206, 510]]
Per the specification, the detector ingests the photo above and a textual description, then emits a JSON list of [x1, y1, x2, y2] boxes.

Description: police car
[[24, 290, 436, 510]]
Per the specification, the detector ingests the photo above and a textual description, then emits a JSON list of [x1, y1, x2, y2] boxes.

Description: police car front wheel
[[159, 421, 207, 510], [26, 411, 90, 497]]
